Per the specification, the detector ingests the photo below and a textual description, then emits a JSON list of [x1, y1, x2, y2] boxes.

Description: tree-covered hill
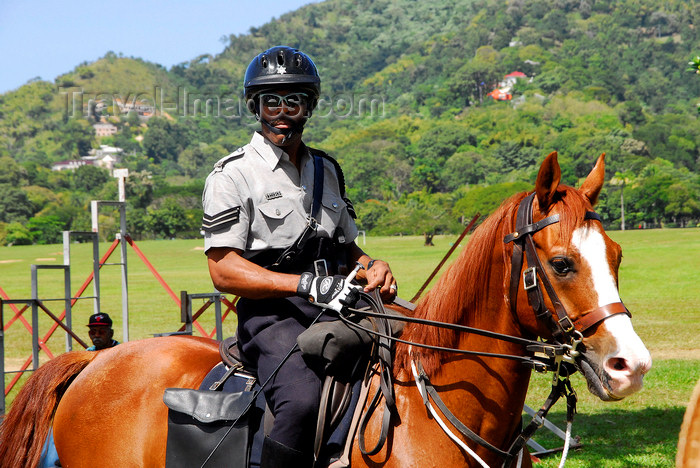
[[1, 0, 699, 245]]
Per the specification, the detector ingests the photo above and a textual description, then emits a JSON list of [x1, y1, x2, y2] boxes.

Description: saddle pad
[[163, 387, 258, 468], [198, 362, 362, 467], [199, 363, 267, 468]]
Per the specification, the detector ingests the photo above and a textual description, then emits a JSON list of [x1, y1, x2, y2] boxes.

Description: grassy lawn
[[1, 228, 699, 466]]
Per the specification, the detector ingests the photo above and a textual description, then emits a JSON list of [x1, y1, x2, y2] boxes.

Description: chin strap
[[259, 114, 309, 145]]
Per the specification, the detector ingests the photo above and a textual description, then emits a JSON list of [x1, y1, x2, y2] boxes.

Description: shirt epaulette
[[213, 147, 245, 171]]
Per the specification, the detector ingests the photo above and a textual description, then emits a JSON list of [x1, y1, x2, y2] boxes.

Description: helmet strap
[[249, 95, 312, 145], [260, 116, 307, 145]]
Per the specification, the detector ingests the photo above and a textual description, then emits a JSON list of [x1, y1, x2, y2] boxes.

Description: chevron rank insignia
[[201, 206, 241, 233]]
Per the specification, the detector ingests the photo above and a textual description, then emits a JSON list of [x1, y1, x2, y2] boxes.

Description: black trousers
[[236, 296, 335, 453]]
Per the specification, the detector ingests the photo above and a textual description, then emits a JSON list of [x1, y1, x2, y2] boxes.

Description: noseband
[[504, 192, 631, 344]]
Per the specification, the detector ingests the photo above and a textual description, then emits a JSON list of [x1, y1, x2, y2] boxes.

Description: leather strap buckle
[[523, 267, 537, 290], [558, 316, 575, 333]]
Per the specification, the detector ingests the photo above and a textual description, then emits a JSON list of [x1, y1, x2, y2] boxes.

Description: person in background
[[202, 45, 397, 467], [86, 312, 119, 351]]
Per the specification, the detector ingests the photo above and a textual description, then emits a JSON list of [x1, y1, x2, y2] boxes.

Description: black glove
[[297, 272, 361, 312]]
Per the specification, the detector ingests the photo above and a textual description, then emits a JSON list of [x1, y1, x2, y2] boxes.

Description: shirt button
[[332, 202, 338, 208], [302, 185, 307, 191], [275, 209, 281, 216]]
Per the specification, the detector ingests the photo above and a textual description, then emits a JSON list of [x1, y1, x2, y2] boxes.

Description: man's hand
[[364, 259, 397, 301], [297, 272, 360, 312]]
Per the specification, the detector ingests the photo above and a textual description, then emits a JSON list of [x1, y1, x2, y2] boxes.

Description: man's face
[[258, 89, 309, 147], [88, 326, 113, 350]]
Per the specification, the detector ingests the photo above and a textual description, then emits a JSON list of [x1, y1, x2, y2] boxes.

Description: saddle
[[163, 303, 407, 468], [217, 336, 363, 467]]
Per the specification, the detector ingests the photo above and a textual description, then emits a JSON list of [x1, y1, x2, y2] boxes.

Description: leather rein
[[345, 192, 631, 467]]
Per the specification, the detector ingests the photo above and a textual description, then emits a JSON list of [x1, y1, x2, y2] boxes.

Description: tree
[[147, 198, 191, 239], [27, 215, 65, 244], [453, 182, 531, 221], [5, 222, 33, 245], [142, 123, 176, 163], [626, 160, 677, 225], [178, 143, 226, 178], [449, 46, 504, 106], [126, 171, 155, 209], [113, 126, 142, 153], [688, 55, 700, 114], [0, 185, 35, 223], [408, 126, 478, 192], [73, 165, 110, 194], [0, 222, 7, 246], [0, 156, 28, 185], [61, 119, 95, 157], [126, 110, 141, 127], [441, 151, 492, 189], [355, 200, 389, 232], [617, 100, 647, 127], [142, 118, 192, 163], [493, 142, 539, 172], [665, 183, 700, 227]]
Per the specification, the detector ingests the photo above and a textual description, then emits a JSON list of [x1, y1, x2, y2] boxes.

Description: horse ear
[[579, 153, 606, 206], [535, 151, 561, 212]]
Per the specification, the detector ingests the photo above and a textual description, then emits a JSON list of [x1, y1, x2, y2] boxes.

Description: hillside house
[[488, 71, 528, 101], [51, 145, 124, 173], [500, 71, 527, 89], [83, 145, 123, 171], [51, 160, 87, 171], [93, 122, 118, 137]]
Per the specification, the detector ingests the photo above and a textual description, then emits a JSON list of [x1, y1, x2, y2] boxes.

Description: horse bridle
[[504, 192, 631, 346], [344, 192, 634, 467]]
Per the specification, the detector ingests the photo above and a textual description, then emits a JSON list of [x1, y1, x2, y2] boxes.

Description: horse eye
[[550, 257, 573, 275]]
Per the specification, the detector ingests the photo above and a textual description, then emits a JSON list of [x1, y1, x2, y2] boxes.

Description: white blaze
[[571, 227, 621, 306], [571, 226, 652, 397]]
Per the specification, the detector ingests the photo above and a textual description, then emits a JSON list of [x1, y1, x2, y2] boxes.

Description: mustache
[[270, 114, 309, 126], [270, 117, 295, 126]]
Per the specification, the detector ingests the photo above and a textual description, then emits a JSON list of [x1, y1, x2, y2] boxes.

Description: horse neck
[[395, 198, 524, 377], [394, 199, 533, 451], [430, 253, 532, 424]]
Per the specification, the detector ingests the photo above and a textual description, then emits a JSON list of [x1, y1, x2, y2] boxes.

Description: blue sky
[[0, 0, 320, 94]]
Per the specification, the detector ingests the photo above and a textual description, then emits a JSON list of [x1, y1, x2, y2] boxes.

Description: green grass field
[[1, 228, 699, 466]]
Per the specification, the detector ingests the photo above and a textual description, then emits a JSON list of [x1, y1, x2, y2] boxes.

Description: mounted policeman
[[202, 45, 397, 467]]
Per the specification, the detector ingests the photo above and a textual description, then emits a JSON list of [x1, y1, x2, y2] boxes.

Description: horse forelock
[[539, 185, 595, 250], [394, 185, 596, 377]]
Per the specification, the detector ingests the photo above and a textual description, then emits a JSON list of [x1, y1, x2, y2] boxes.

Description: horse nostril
[[610, 357, 627, 372]]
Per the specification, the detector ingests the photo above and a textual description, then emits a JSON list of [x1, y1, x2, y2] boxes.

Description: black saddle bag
[[163, 387, 256, 468]]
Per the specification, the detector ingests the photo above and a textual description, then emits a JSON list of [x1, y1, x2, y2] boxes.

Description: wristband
[[297, 272, 314, 298]]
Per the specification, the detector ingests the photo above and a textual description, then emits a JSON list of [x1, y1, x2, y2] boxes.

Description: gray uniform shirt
[[202, 132, 358, 259]]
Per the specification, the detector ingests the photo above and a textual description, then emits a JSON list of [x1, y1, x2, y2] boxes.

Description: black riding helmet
[[244, 46, 321, 113], [244, 46, 321, 144]]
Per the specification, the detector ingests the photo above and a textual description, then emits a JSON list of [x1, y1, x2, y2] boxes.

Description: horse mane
[[395, 184, 592, 376], [0, 351, 96, 468]]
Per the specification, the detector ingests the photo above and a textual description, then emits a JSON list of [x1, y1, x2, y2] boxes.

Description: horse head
[[513, 151, 652, 401]]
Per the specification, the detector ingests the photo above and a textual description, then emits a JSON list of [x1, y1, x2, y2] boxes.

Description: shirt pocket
[[257, 198, 295, 234], [319, 193, 345, 229]]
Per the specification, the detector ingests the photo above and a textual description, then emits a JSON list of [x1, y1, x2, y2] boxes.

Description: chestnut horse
[[0, 153, 651, 468], [677, 378, 700, 467]]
